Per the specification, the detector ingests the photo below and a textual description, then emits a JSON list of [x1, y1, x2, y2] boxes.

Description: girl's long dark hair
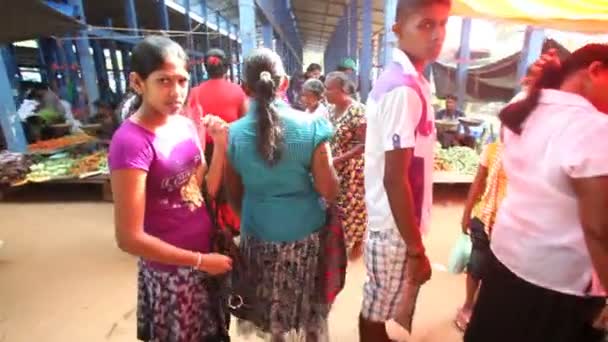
[[500, 44, 608, 135], [243, 48, 286, 166]]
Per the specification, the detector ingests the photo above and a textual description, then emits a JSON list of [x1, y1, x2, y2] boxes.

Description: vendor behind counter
[[436, 94, 488, 149], [89, 100, 119, 141]]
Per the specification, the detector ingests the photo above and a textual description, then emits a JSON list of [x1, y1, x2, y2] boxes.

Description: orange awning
[[452, 0, 608, 33]]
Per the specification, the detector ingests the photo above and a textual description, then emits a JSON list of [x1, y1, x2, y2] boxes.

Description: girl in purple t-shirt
[[109, 36, 232, 341]]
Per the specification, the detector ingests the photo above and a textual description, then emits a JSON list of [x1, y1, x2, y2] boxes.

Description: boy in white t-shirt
[[359, 0, 451, 341]]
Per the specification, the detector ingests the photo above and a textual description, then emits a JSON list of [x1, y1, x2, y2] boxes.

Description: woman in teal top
[[225, 48, 339, 341]]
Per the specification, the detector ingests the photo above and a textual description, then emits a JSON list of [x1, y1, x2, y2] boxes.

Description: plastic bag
[[448, 233, 472, 274]]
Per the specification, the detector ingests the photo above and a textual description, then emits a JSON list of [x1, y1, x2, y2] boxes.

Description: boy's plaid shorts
[[361, 227, 409, 322]]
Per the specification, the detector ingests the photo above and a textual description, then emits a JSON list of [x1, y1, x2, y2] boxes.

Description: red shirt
[[188, 78, 247, 143]]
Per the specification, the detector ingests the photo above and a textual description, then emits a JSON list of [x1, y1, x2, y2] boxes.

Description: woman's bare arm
[[312, 142, 339, 202], [112, 169, 232, 274], [224, 158, 244, 217], [572, 176, 608, 291], [112, 169, 200, 266]]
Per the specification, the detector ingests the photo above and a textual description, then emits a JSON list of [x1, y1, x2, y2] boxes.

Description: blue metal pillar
[[349, 0, 358, 60], [239, 0, 256, 58], [124, 0, 139, 34], [54, 40, 69, 99], [158, 0, 170, 30], [216, 12, 222, 51], [0, 49, 27, 152], [516, 26, 545, 93], [62, 40, 80, 106], [184, 0, 199, 85], [456, 18, 472, 110], [91, 40, 110, 101], [67, 0, 100, 116], [37, 46, 49, 84], [109, 46, 123, 96], [200, 0, 210, 51], [106, 18, 124, 96], [1, 45, 21, 103], [360, 0, 373, 101], [383, 0, 397, 66], [39, 39, 60, 90], [121, 47, 131, 81], [262, 22, 273, 49]]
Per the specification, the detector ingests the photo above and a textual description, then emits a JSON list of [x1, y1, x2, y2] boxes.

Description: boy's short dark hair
[[445, 94, 458, 101], [396, 0, 452, 22], [306, 63, 322, 73]]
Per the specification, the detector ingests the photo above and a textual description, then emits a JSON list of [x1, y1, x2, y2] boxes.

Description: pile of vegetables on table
[[0, 147, 109, 186], [0, 151, 35, 186], [28, 134, 96, 154], [27, 154, 76, 182], [70, 150, 109, 176], [434, 145, 480, 176]]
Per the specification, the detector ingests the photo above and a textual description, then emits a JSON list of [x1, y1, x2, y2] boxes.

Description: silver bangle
[[194, 252, 203, 270]]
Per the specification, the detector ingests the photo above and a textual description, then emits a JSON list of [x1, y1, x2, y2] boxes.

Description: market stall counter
[[0, 134, 111, 201]]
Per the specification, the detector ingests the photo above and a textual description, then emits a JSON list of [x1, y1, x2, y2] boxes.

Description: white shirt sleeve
[[377, 87, 422, 152], [561, 117, 608, 179]]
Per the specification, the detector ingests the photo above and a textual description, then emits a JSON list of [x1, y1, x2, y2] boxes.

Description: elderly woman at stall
[[300, 78, 329, 119], [325, 71, 368, 257]]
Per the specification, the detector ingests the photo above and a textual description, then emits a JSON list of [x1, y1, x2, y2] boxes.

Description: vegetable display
[[28, 134, 95, 153], [71, 151, 109, 176], [434, 146, 480, 176], [0, 148, 109, 185], [27, 157, 76, 182]]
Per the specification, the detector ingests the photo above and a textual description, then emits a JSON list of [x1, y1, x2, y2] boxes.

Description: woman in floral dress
[[325, 71, 368, 258]]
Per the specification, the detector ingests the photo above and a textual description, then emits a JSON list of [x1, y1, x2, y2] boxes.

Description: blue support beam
[[91, 40, 110, 100], [43, 1, 77, 17], [200, 0, 210, 50], [456, 18, 472, 110], [108, 44, 123, 96], [37, 42, 49, 84], [165, 0, 235, 39], [124, 0, 139, 34], [360, 0, 373, 101], [121, 48, 131, 84], [106, 18, 124, 96], [54, 40, 69, 99], [216, 12, 222, 50], [0, 48, 27, 152], [158, 0, 170, 30], [86, 29, 140, 45], [516, 26, 545, 94], [262, 22, 273, 49], [39, 39, 59, 88], [325, 5, 349, 73], [257, 0, 303, 67], [1, 45, 22, 104], [348, 0, 358, 60], [67, 0, 100, 116], [61, 40, 80, 106], [239, 0, 256, 58], [383, 0, 397, 66], [184, 0, 199, 85]]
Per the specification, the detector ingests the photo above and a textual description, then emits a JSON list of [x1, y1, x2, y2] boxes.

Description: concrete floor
[[0, 184, 468, 342]]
